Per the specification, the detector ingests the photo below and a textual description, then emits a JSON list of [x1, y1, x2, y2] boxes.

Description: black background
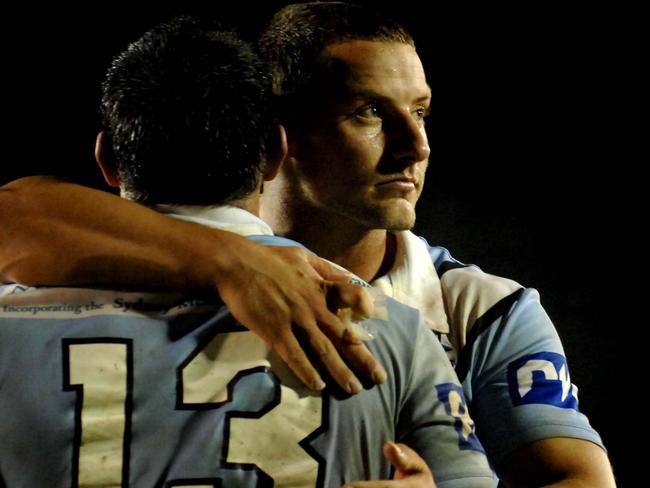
[[3, 1, 633, 484]]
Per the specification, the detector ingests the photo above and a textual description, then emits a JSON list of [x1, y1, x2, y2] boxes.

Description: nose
[[386, 112, 430, 165]]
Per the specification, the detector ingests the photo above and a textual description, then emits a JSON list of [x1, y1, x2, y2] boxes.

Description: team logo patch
[[436, 383, 484, 452], [507, 352, 579, 409]]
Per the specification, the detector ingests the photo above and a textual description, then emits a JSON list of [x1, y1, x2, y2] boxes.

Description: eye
[[413, 106, 429, 120], [412, 106, 430, 126], [356, 103, 380, 120]]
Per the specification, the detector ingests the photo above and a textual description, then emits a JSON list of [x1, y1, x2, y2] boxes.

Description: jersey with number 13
[[0, 284, 494, 487]]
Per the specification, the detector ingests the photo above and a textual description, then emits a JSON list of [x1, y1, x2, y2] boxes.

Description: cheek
[[350, 124, 384, 152], [419, 159, 429, 178], [338, 130, 384, 174], [416, 161, 428, 197]]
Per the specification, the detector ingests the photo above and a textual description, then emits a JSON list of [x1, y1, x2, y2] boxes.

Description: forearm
[[0, 176, 387, 394], [0, 176, 238, 289], [499, 438, 616, 488]]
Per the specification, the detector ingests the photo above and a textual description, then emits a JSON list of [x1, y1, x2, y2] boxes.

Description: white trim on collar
[[372, 231, 449, 333], [155, 204, 274, 237]]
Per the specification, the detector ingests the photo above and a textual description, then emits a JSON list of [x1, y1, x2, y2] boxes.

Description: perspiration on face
[[281, 40, 431, 233]]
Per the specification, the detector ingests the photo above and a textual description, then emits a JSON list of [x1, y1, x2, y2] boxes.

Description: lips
[[375, 177, 418, 193], [376, 176, 418, 189]]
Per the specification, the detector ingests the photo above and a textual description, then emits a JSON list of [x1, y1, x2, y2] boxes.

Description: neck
[[261, 175, 400, 281], [232, 193, 261, 216], [267, 204, 395, 282]]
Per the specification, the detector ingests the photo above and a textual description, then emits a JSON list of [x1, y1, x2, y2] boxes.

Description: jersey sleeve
[[468, 288, 604, 467], [391, 302, 496, 487], [426, 243, 605, 470]]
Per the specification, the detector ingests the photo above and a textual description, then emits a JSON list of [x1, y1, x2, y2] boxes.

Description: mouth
[[376, 177, 418, 192]]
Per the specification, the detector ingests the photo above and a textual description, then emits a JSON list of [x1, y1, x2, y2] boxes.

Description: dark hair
[[259, 2, 414, 123], [101, 16, 274, 206]]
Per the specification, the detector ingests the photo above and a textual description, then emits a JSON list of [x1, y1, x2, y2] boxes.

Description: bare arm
[[0, 176, 386, 394], [499, 438, 616, 487]]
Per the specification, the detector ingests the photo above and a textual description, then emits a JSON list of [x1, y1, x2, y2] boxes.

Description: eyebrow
[[343, 86, 432, 104]]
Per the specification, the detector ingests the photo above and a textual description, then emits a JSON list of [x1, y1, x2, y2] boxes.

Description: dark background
[[3, 1, 632, 484]]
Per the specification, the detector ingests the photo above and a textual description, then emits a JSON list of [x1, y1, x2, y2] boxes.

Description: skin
[[343, 442, 436, 488], [263, 41, 431, 283], [268, 41, 437, 487], [95, 130, 385, 396], [0, 176, 385, 397], [267, 40, 615, 487], [0, 39, 617, 487]]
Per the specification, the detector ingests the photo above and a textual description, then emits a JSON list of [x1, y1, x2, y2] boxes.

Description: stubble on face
[[276, 40, 431, 241]]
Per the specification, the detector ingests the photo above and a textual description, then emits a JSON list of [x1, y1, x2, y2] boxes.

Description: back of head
[[259, 1, 414, 124], [101, 16, 273, 206]]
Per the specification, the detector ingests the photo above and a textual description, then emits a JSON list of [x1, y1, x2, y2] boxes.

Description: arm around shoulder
[[0, 176, 386, 396], [0, 175, 245, 288]]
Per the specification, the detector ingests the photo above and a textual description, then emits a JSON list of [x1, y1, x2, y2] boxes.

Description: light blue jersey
[[170, 209, 605, 470], [400, 235, 604, 468], [0, 215, 494, 487]]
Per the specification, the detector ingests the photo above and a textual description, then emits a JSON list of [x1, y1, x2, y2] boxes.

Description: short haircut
[[259, 2, 414, 123], [101, 16, 274, 206]]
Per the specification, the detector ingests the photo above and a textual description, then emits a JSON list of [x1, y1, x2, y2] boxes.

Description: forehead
[[321, 40, 430, 100]]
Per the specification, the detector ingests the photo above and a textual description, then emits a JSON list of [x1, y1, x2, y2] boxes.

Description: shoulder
[[423, 240, 522, 302], [420, 240, 526, 345]]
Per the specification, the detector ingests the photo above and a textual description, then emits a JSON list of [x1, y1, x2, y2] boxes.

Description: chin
[[378, 211, 416, 231], [384, 221, 415, 231], [379, 202, 416, 231]]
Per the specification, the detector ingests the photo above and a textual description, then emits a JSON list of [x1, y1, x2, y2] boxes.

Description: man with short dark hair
[[0, 2, 616, 486], [0, 15, 494, 487]]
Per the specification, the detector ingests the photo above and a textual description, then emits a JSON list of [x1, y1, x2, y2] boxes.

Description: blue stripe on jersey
[[247, 234, 306, 248], [438, 260, 468, 276], [455, 289, 524, 384]]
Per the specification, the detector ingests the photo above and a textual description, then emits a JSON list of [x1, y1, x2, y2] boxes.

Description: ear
[[263, 124, 288, 182], [95, 131, 120, 188]]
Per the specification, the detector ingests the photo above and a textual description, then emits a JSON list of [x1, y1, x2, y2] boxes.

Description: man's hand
[[218, 242, 387, 394], [0, 176, 387, 395], [342, 442, 436, 488]]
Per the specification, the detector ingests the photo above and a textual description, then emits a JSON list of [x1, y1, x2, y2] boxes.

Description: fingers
[[262, 284, 377, 395], [341, 443, 436, 488], [383, 443, 424, 477], [295, 250, 386, 392], [226, 245, 385, 395], [327, 281, 374, 320], [293, 308, 364, 395], [337, 340, 388, 387], [323, 282, 387, 386], [261, 288, 366, 396], [315, 303, 387, 387], [384, 442, 434, 485], [291, 308, 387, 394], [306, 252, 353, 282], [269, 329, 327, 392]]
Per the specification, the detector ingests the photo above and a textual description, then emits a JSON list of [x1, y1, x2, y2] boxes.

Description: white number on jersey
[[63, 339, 131, 487], [63, 331, 323, 487]]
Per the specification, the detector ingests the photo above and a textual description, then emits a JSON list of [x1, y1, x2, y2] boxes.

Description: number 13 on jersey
[[63, 330, 323, 487]]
